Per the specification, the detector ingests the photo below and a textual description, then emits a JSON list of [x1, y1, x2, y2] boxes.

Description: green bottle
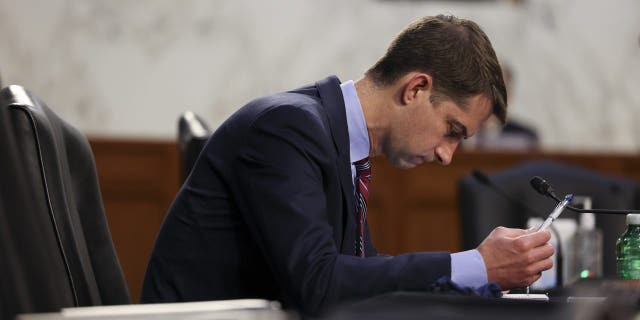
[[616, 214, 640, 280]]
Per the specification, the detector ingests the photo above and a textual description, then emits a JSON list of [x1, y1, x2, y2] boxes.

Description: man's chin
[[390, 159, 418, 170]]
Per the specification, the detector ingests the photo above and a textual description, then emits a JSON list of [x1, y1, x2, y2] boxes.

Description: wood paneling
[[90, 139, 180, 303], [89, 139, 639, 302]]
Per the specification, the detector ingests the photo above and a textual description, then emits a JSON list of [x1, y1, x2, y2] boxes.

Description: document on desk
[[502, 293, 549, 301]]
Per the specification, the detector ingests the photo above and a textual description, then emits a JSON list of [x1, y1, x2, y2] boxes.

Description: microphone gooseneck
[[528, 176, 640, 214], [471, 170, 492, 186]]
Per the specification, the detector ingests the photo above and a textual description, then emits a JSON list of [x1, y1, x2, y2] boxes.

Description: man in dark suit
[[141, 15, 554, 314]]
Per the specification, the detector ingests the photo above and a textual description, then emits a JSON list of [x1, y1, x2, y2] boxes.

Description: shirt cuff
[[450, 249, 488, 289]]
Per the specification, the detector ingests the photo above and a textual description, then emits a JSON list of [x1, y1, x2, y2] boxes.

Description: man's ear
[[401, 73, 433, 105]]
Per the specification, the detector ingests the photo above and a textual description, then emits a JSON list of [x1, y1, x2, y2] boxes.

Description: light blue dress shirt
[[340, 80, 488, 289]]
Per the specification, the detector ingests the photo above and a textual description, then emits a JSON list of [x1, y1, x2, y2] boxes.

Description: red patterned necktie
[[354, 157, 371, 257]]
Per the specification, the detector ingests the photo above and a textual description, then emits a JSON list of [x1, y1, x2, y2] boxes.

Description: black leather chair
[[0, 85, 130, 319], [458, 160, 640, 278], [178, 111, 212, 183]]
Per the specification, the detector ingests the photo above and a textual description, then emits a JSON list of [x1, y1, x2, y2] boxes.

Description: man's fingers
[[513, 230, 552, 251], [528, 272, 543, 286], [527, 257, 554, 275], [528, 243, 555, 263], [493, 226, 529, 238], [494, 226, 548, 240], [529, 230, 552, 245]]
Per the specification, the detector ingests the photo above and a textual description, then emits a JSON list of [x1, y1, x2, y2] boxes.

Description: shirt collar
[[340, 80, 370, 164]]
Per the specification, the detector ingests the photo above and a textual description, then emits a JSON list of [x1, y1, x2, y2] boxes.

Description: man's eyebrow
[[450, 118, 468, 139]]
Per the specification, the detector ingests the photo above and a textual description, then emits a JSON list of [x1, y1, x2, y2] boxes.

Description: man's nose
[[435, 140, 460, 166]]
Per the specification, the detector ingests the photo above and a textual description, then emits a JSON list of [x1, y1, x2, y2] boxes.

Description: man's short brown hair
[[366, 15, 507, 123]]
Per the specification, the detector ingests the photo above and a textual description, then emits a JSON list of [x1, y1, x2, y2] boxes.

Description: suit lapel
[[315, 76, 356, 254]]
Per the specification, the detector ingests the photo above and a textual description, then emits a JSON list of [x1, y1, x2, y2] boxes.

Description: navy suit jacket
[[141, 76, 451, 314]]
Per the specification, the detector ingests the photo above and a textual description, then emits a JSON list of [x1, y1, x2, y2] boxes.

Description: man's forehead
[[436, 93, 491, 115], [461, 95, 492, 117]]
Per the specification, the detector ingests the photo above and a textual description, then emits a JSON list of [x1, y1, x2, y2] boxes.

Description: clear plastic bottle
[[616, 214, 640, 280], [574, 212, 602, 279]]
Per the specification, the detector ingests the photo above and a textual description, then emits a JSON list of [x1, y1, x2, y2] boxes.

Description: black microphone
[[529, 176, 640, 214], [530, 176, 561, 202]]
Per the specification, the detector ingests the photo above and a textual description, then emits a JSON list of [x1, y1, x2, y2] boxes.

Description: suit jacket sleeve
[[231, 105, 450, 314]]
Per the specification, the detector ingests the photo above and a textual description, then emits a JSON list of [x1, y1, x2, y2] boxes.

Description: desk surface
[[17, 280, 640, 320]]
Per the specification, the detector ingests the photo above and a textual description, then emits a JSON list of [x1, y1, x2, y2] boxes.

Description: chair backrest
[[178, 111, 211, 183], [0, 85, 130, 319], [458, 160, 640, 278]]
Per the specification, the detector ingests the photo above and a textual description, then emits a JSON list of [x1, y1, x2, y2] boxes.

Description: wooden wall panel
[[103, 199, 166, 302], [404, 207, 460, 252], [88, 139, 639, 303], [90, 139, 180, 303]]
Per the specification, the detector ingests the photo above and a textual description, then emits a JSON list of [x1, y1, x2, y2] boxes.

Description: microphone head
[[471, 170, 492, 186], [530, 176, 556, 198]]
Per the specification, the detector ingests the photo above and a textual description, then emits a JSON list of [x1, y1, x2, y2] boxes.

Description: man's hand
[[477, 226, 554, 289]]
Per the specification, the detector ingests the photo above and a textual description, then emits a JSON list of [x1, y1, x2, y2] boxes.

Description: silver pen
[[538, 194, 573, 230]]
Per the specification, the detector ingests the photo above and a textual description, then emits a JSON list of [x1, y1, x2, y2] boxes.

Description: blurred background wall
[[0, 0, 638, 151]]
